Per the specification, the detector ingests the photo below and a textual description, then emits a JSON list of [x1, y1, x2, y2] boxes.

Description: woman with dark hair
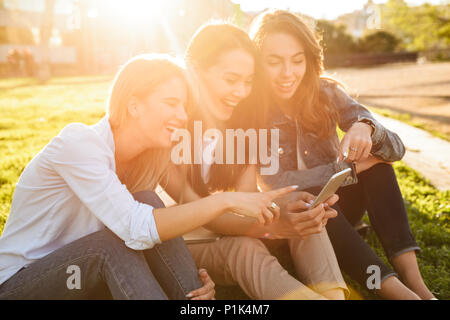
[[164, 22, 349, 300], [249, 9, 435, 300]]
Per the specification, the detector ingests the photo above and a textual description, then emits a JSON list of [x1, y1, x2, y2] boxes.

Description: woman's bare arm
[[162, 165, 271, 237], [202, 165, 273, 237], [157, 165, 297, 240], [162, 165, 338, 240]]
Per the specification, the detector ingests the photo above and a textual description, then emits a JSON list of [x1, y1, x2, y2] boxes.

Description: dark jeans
[[306, 164, 419, 291], [0, 191, 202, 300], [337, 163, 420, 260]]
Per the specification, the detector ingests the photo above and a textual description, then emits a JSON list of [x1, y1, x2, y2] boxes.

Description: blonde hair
[[107, 54, 188, 193]]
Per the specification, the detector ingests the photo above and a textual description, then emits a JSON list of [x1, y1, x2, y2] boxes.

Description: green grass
[[0, 76, 112, 234], [345, 162, 449, 299], [0, 76, 448, 299]]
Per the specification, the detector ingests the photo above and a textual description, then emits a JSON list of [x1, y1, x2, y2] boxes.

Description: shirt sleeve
[[45, 124, 161, 250], [327, 82, 406, 162]]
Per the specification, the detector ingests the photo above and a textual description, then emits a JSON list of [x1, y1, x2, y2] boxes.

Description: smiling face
[[198, 48, 255, 122], [133, 76, 188, 148], [261, 32, 307, 104]]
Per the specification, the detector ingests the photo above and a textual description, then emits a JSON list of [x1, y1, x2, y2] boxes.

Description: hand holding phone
[[310, 168, 352, 208]]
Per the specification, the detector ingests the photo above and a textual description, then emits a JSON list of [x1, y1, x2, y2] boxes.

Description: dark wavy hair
[[250, 10, 340, 139]]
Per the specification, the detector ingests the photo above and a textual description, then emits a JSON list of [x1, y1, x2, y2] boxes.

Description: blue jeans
[[0, 191, 202, 300]]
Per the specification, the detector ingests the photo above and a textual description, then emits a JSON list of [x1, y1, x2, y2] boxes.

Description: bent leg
[[0, 229, 167, 300], [188, 236, 326, 300], [144, 237, 203, 300], [288, 230, 348, 299], [133, 190, 203, 300], [355, 164, 420, 260], [351, 164, 431, 299], [305, 185, 397, 290]]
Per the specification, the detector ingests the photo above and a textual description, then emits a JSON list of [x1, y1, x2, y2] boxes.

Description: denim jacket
[[260, 80, 406, 191]]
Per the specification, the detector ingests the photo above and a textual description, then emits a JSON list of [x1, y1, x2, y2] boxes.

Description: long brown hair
[[108, 54, 188, 193], [185, 22, 263, 195], [250, 10, 340, 139]]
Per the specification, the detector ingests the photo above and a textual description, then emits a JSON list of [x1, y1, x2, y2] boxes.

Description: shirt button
[[278, 147, 284, 155]]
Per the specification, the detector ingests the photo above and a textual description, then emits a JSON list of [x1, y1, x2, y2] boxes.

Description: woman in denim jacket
[[251, 9, 435, 299]]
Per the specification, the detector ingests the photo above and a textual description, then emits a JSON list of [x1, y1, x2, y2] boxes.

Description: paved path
[[373, 114, 450, 191]]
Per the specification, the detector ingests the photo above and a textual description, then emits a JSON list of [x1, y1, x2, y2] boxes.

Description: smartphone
[[310, 168, 352, 208]]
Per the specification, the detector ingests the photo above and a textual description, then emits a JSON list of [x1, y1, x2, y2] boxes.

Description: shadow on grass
[[362, 100, 450, 125]]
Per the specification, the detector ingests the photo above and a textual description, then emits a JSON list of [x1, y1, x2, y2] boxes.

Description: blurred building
[[333, 0, 381, 38], [0, 0, 239, 75], [0, 0, 76, 72]]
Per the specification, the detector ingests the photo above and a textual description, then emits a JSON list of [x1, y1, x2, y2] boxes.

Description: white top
[[0, 117, 161, 286], [201, 137, 218, 184]]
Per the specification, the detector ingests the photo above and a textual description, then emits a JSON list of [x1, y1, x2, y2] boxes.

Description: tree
[[358, 31, 400, 53], [381, 0, 450, 51], [316, 20, 358, 55]]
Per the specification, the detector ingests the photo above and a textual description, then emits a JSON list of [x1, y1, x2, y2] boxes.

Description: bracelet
[[358, 118, 376, 136]]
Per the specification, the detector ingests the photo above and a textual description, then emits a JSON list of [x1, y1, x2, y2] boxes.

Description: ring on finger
[[268, 202, 279, 213]]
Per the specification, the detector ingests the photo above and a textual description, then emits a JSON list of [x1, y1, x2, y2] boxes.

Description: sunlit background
[[233, 0, 445, 19], [0, 0, 449, 300], [0, 0, 448, 76]]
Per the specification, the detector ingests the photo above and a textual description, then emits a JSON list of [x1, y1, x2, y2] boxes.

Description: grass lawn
[[0, 76, 449, 299]]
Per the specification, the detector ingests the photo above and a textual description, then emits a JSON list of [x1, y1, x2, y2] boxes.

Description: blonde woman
[[0, 54, 295, 300]]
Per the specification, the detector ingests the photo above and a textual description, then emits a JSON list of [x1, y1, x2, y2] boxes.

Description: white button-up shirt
[[0, 117, 161, 286]]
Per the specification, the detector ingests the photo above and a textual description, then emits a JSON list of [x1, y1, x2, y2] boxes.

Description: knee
[[83, 229, 131, 257], [366, 162, 395, 177], [154, 236, 187, 252], [321, 288, 347, 300], [223, 236, 267, 257], [133, 191, 165, 208]]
